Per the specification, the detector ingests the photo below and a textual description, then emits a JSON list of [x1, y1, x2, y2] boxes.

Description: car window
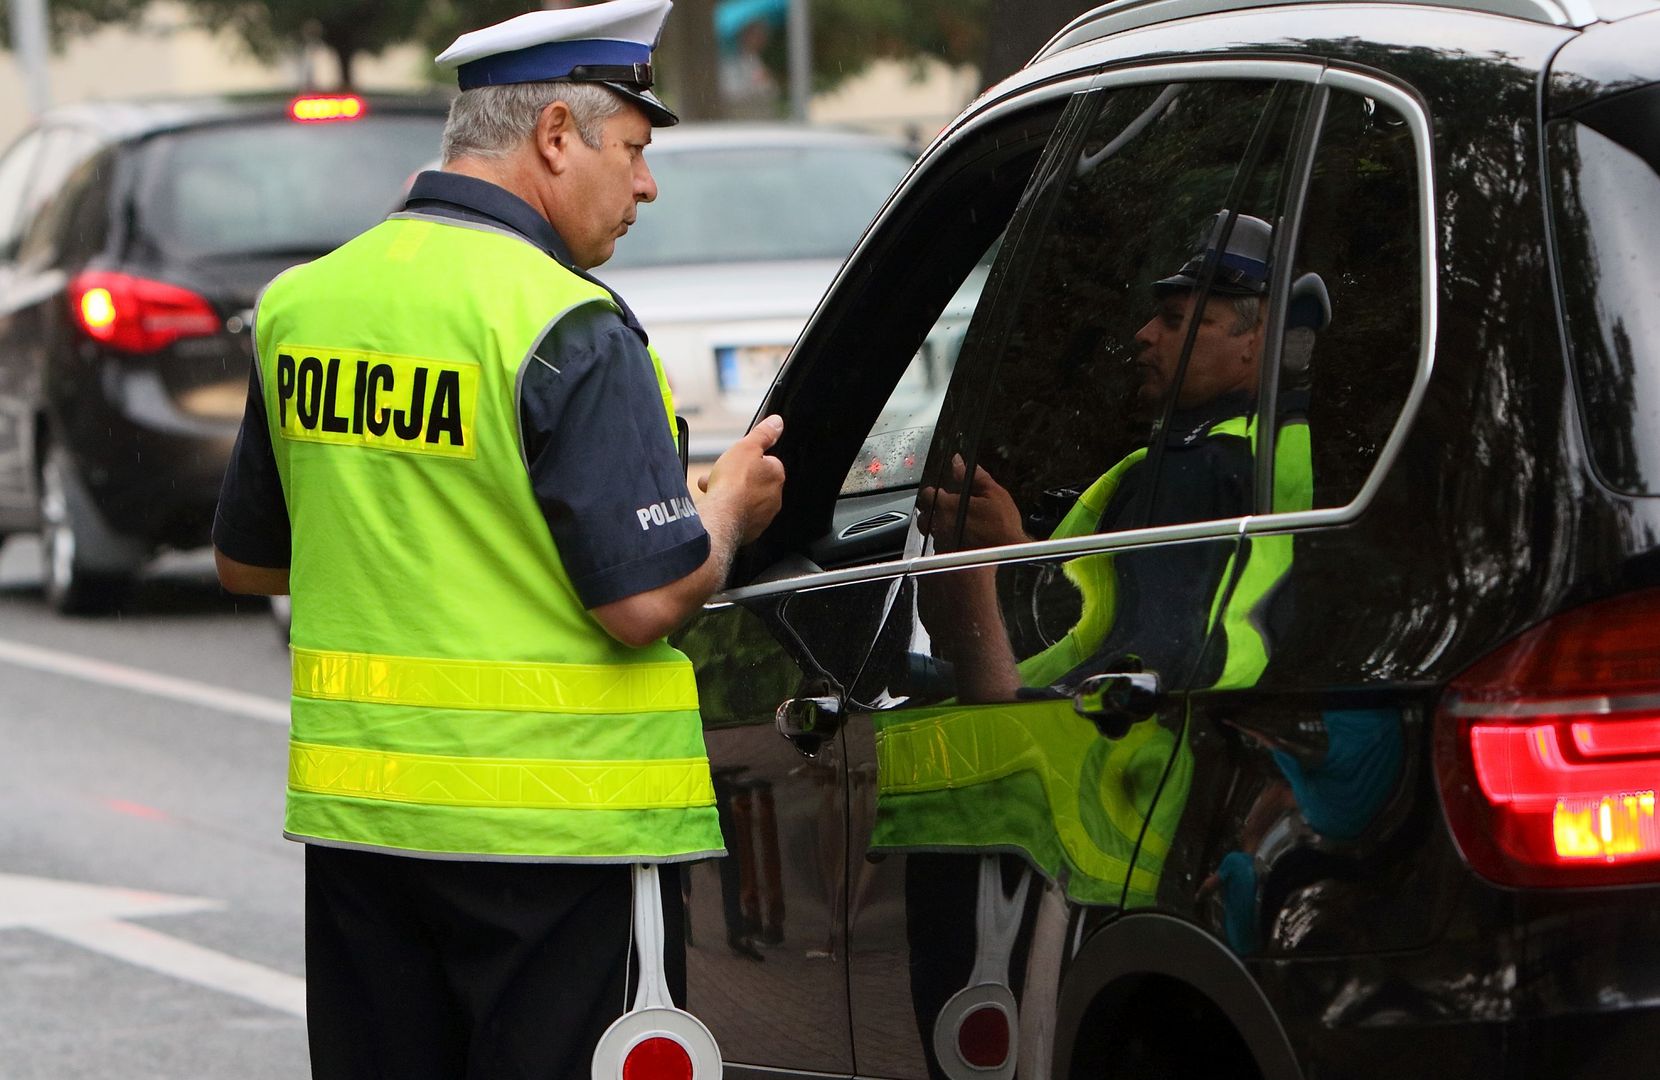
[[14, 128, 102, 269], [1548, 84, 1660, 495], [605, 143, 912, 268], [840, 236, 999, 496], [735, 104, 1061, 578], [1289, 90, 1423, 510], [0, 129, 45, 258], [15, 147, 112, 269], [128, 114, 444, 260], [922, 80, 1306, 555]]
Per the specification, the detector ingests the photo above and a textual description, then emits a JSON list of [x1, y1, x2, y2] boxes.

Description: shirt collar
[[403, 171, 573, 265], [401, 170, 649, 343], [1167, 390, 1255, 446]]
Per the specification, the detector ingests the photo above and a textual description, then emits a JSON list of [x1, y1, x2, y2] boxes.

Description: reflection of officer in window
[[922, 212, 1288, 700]]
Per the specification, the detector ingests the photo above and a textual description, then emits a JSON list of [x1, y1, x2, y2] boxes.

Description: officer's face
[[558, 103, 658, 269], [1133, 290, 1263, 412]]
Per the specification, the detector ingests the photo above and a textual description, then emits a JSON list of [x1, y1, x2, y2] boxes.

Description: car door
[[0, 127, 48, 520], [0, 124, 102, 526], [833, 74, 1327, 1079], [670, 88, 1075, 1079], [1139, 72, 1437, 971]]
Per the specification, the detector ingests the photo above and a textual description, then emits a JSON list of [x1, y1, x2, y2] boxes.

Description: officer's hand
[[702, 414, 786, 544]]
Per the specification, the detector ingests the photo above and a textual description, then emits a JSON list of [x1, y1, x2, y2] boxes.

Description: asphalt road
[[0, 537, 308, 1079]]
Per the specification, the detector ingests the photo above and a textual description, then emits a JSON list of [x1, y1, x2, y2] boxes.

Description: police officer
[[211, 1, 785, 1076]]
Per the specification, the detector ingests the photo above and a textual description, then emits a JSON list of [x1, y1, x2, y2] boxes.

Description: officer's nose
[[637, 159, 658, 204], [1133, 316, 1159, 352]]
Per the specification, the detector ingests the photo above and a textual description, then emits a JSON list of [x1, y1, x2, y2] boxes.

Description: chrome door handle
[[1073, 671, 1163, 739], [774, 695, 842, 756]]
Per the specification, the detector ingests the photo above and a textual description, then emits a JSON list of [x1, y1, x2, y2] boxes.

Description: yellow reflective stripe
[[289, 741, 715, 810], [291, 648, 698, 714]]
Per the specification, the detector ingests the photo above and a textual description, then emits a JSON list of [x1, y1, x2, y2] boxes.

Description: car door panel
[[674, 576, 901, 1077]]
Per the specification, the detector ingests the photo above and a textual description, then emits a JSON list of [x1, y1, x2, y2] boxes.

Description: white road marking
[[0, 638, 288, 724], [0, 873, 306, 1017]]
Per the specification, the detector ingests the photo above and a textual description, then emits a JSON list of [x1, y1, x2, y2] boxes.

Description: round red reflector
[[957, 1005, 1010, 1068], [621, 1036, 693, 1080]]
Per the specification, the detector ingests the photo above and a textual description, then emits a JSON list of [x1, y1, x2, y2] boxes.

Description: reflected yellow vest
[[255, 213, 722, 862]]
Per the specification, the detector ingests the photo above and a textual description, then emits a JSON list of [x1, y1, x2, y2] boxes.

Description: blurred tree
[[979, 0, 1098, 86], [181, 0, 537, 90], [742, 0, 1101, 102], [0, 0, 150, 49]]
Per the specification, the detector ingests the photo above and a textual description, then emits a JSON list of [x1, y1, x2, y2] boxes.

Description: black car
[[652, 0, 1660, 1076], [0, 93, 447, 612]]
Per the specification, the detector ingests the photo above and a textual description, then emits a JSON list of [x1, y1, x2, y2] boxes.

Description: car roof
[[34, 91, 451, 144], [1035, 0, 1660, 58]]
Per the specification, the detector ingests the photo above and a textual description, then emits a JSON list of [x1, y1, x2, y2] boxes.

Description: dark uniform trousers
[[305, 845, 686, 1080]]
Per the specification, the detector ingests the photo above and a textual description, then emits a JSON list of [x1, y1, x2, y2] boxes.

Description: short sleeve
[[519, 305, 709, 608], [212, 364, 292, 568]]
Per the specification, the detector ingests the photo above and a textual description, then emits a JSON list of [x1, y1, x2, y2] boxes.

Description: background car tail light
[[69, 271, 220, 354], [290, 94, 365, 122], [1436, 587, 1660, 886]]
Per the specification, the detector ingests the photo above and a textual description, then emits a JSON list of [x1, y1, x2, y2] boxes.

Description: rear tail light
[[1436, 588, 1660, 886], [68, 271, 220, 353], [290, 94, 365, 122]]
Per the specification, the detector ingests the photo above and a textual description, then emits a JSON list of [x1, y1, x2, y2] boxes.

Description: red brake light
[[68, 271, 220, 353], [290, 94, 365, 122], [1436, 588, 1660, 887]]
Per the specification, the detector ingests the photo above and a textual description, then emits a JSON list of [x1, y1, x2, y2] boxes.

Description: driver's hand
[[920, 454, 1029, 550]]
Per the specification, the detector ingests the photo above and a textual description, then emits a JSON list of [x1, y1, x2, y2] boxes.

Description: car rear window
[[606, 143, 911, 269], [131, 113, 444, 260], [1549, 84, 1660, 494]]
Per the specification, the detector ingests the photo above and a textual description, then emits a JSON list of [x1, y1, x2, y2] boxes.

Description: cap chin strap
[[568, 62, 654, 89]]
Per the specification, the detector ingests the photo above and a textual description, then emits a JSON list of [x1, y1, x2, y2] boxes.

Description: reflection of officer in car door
[[922, 211, 1300, 698], [891, 212, 1328, 1078]]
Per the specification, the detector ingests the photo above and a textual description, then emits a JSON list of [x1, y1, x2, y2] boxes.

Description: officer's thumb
[[746, 414, 784, 451]]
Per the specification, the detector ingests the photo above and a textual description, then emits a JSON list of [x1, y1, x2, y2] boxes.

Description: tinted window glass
[[1290, 91, 1422, 509], [0, 129, 45, 255], [1549, 89, 1660, 494], [16, 148, 112, 268], [840, 236, 998, 496], [929, 80, 1304, 555], [738, 106, 1057, 576], [606, 144, 911, 269], [130, 115, 443, 259]]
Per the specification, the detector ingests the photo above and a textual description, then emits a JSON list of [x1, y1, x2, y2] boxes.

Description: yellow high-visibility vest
[[255, 212, 721, 862]]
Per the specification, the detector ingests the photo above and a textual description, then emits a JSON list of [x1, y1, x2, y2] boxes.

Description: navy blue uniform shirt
[[212, 171, 709, 608]]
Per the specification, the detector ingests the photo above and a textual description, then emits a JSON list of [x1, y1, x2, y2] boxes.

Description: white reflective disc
[[592, 1004, 722, 1080]]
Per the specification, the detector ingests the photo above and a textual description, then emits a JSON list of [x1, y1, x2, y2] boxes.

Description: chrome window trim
[[1444, 691, 1660, 719], [717, 64, 1436, 607]]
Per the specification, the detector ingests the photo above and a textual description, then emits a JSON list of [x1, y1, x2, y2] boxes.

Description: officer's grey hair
[[1228, 295, 1263, 335], [440, 81, 624, 162]]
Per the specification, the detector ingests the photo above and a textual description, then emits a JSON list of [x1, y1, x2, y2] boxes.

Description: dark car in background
[[653, 0, 1660, 1077], [0, 93, 448, 612]]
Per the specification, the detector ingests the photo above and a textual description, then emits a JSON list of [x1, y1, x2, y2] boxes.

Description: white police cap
[[435, 0, 679, 127]]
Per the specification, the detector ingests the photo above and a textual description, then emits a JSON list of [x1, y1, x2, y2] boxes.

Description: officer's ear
[[535, 101, 578, 175]]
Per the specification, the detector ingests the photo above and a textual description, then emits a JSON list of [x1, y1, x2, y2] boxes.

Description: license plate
[[715, 344, 790, 395]]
